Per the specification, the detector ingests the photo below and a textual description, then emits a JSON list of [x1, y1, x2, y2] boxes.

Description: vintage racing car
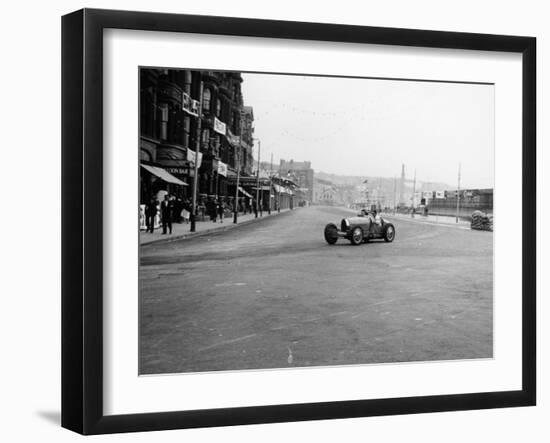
[[324, 210, 395, 245]]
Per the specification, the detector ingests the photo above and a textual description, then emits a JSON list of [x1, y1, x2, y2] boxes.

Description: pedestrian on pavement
[[217, 198, 224, 223], [160, 194, 173, 234], [208, 198, 217, 223], [181, 198, 191, 224], [145, 197, 158, 233], [174, 196, 183, 223]]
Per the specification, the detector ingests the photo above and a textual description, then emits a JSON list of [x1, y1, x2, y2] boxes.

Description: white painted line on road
[[329, 311, 348, 317], [214, 282, 247, 287]]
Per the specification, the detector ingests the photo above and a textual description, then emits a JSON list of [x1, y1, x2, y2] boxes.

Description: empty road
[[139, 205, 493, 374]]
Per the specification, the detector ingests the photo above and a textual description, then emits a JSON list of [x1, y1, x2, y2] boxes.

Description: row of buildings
[[311, 169, 493, 217], [140, 68, 305, 213]]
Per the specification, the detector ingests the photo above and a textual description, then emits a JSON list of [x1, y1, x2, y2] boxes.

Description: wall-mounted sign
[[186, 149, 203, 168], [182, 92, 199, 117], [227, 130, 240, 146], [213, 117, 227, 135], [217, 161, 228, 177]]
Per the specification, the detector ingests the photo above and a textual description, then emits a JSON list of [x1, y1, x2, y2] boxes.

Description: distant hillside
[[315, 171, 453, 192]]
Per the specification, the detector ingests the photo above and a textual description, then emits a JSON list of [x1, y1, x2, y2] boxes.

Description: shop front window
[[202, 88, 211, 111], [159, 103, 169, 140], [201, 129, 210, 148]]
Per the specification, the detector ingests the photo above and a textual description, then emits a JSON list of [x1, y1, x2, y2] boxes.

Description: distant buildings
[[279, 159, 314, 203], [425, 188, 493, 217], [313, 178, 337, 205]]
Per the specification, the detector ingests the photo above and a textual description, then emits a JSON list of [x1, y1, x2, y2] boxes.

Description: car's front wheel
[[384, 224, 395, 242], [350, 227, 364, 245], [324, 223, 338, 245]]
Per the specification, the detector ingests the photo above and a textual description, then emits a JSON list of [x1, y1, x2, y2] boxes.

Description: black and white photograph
[[1, 0, 545, 439], [139, 68, 494, 375]]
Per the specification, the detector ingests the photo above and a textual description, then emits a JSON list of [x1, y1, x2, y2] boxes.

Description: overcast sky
[[241, 72, 494, 189]]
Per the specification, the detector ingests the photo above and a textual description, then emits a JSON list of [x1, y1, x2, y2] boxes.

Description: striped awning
[[141, 164, 187, 186]]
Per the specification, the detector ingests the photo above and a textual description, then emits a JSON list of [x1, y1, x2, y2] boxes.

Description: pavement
[[139, 205, 493, 374], [140, 208, 291, 245]]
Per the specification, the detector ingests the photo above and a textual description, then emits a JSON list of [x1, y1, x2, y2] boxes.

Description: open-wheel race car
[[324, 210, 396, 245]]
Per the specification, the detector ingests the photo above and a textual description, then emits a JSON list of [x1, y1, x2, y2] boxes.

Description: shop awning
[[238, 186, 253, 198], [273, 184, 293, 194], [141, 164, 188, 186]]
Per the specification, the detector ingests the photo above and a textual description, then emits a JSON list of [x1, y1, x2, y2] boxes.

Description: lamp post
[[233, 145, 241, 224], [190, 78, 203, 233], [254, 138, 261, 218], [393, 176, 397, 215], [234, 111, 244, 224], [268, 152, 273, 215], [456, 162, 461, 223], [411, 168, 416, 218]]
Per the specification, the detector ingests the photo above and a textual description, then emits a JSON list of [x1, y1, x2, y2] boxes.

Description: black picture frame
[[62, 8, 536, 435]]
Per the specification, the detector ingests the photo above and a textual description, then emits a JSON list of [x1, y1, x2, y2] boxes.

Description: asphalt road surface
[[139, 205, 493, 374]]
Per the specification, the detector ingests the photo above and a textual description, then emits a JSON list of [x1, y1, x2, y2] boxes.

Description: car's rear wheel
[[350, 227, 364, 245], [384, 224, 395, 242], [324, 223, 338, 244]]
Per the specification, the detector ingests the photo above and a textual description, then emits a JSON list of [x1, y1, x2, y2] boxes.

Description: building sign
[[164, 167, 188, 178], [435, 190, 445, 199], [423, 191, 432, 199], [186, 149, 203, 168], [227, 176, 268, 186], [213, 117, 227, 135], [227, 130, 240, 146], [182, 92, 199, 117], [217, 161, 228, 177]]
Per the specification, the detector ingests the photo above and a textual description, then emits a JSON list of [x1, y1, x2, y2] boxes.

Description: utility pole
[[268, 152, 273, 215], [411, 168, 416, 218], [456, 162, 461, 223], [190, 78, 203, 233], [234, 111, 244, 224], [377, 177, 382, 212], [255, 138, 261, 218], [393, 176, 397, 215], [277, 171, 281, 213]]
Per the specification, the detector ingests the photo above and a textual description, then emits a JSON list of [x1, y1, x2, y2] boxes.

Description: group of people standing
[[144, 194, 266, 234], [205, 198, 227, 223], [144, 194, 192, 235]]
